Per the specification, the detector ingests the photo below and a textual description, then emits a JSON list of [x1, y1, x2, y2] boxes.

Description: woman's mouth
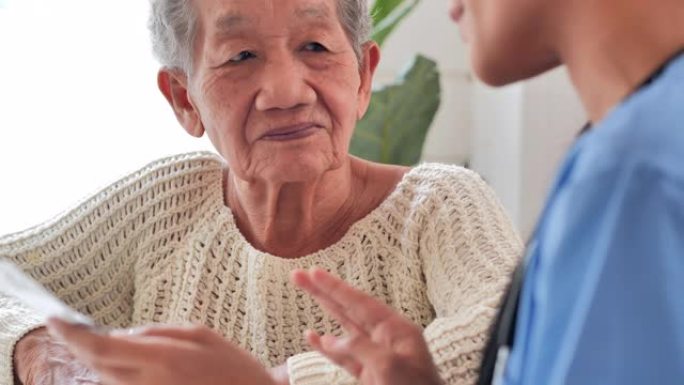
[[260, 123, 322, 141]]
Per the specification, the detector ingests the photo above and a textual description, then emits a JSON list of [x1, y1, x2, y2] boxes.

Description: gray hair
[[148, 0, 372, 74], [337, 0, 373, 60]]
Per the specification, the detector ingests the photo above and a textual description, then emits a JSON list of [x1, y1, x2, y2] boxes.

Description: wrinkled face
[[450, 0, 561, 86], [186, 0, 375, 183]]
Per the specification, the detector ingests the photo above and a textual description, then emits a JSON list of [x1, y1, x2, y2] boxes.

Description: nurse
[[291, 0, 684, 384]]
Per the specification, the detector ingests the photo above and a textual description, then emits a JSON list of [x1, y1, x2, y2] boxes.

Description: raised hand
[[291, 268, 443, 385], [46, 319, 279, 385]]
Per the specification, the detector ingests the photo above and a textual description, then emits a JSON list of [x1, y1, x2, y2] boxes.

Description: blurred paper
[[0, 259, 95, 326]]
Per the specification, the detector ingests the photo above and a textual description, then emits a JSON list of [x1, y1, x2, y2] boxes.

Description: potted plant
[[351, 0, 441, 166]]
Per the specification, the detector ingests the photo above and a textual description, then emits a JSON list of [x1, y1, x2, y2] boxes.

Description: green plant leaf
[[371, 0, 420, 47], [351, 55, 441, 166], [371, 0, 407, 26]]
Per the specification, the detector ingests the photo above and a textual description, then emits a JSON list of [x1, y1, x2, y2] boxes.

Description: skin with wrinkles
[[14, 328, 100, 385], [46, 320, 277, 385], [157, 0, 400, 258]]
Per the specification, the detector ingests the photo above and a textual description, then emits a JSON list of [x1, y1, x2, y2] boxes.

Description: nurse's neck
[[556, 0, 684, 124]]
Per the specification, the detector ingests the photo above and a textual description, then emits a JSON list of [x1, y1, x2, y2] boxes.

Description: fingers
[[292, 270, 366, 335], [47, 317, 130, 367], [86, 366, 140, 385], [110, 323, 216, 344], [46, 318, 196, 368], [292, 268, 396, 333], [305, 330, 363, 377], [47, 319, 267, 385]]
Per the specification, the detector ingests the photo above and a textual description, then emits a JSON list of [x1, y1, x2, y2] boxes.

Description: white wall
[[471, 70, 585, 238], [375, 0, 472, 165], [470, 83, 524, 226], [518, 69, 585, 236], [0, 1, 212, 235], [0, 0, 585, 239], [377, 2, 586, 238]]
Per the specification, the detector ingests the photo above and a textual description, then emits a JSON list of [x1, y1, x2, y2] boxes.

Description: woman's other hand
[[13, 327, 101, 385], [46, 319, 279, 385], [291, 268, 443, 385]]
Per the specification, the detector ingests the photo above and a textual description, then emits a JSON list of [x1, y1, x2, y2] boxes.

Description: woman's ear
[[357, 42, 381, 120], [157, 69, 205, 137]]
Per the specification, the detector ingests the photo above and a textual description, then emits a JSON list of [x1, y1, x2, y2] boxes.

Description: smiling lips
[[260, 123, 322, 141]]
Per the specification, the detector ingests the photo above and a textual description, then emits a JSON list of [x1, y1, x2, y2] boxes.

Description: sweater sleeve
[[0, 185, 144, 385], [287, 166, 522, 385], [0, 152, 223, 385], [419, 168, 521, 385]]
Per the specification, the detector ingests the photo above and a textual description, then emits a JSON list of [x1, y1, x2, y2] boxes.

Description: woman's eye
[[303, 42, 328, 53], [228, 51, 256, 64]]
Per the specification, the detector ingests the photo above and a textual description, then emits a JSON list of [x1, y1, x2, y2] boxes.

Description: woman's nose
[[254, 57, 317, 111]]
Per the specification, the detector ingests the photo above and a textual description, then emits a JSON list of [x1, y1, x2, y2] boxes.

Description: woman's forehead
[[197, 0, 339, 33]]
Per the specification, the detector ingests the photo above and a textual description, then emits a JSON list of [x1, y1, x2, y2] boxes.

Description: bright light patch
[[0, 1, 212, 235]]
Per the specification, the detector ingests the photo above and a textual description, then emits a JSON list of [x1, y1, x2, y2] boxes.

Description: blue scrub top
[[504, 53, 684, 385]]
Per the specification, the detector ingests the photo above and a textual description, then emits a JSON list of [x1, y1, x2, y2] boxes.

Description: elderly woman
[[2, 0, 521, 385]]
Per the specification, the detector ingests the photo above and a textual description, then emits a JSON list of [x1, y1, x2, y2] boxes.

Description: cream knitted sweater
[[0, 152, 522, 385]]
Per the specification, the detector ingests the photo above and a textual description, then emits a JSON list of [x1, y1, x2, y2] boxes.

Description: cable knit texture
[[0, 152, 522, 385]]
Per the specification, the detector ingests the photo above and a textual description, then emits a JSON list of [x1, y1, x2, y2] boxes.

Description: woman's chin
[[255, 155, 342, 184]]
